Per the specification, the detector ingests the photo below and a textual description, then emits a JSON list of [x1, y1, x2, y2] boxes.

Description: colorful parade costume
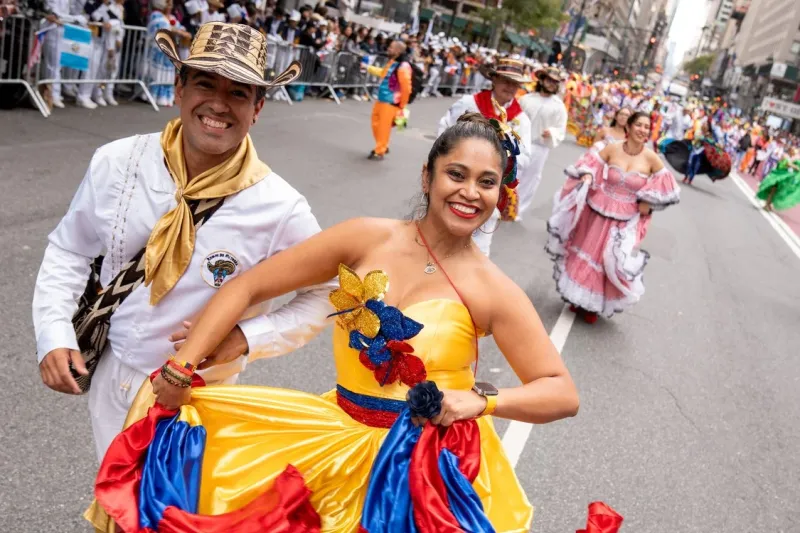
[[757, 159, 800, 211], [546, 151, 680, 317], [86, 265, 533, 532]]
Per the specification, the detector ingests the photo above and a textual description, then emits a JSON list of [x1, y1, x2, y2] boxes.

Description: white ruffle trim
[[546, 185, 649, 318], [636, 188, 681, 210]]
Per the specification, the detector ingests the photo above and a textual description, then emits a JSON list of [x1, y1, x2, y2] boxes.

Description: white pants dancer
[[88, 351, 241, 462], [472, 208, 500, 256], [423, 67, 441, 97], [517, 143, 550, 217]]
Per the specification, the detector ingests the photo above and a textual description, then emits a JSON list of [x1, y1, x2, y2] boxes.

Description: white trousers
[[77, 38, 105, 100], [42, 30, 62, 99], [95, 47, 121, 99], [472, 208, 500, 257], [517, 143, 551, 217], [88, 353, 240, 462]]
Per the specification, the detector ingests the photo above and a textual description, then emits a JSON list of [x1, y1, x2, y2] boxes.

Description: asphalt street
[[1, 96, 799, 533]]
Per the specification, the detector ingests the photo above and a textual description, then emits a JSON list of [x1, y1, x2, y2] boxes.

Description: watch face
[[474, 381, 499, 396]]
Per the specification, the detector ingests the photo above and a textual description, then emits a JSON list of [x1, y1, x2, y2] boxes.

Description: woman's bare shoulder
[[644, 148, 665, 172]]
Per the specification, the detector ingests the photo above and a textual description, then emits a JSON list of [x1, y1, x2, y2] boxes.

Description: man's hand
[[45, 13, 60, 24], [39, 348, 88, 394], [542, 129, 552, 139], [169, 321, 249, 370], [152, 371, 191, 410]]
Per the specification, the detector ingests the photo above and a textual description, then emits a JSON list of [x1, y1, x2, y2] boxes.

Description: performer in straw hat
[[33, 23, 334, 464], [437, 57, 533, 256], [517, 66, 568, 217]]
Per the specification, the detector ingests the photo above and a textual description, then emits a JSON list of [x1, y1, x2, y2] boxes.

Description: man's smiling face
[[176, 69, 265, 158]]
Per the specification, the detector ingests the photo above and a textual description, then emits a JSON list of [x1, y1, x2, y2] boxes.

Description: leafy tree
[[476, 0, 566, 48], [683, 54, 715, 76]]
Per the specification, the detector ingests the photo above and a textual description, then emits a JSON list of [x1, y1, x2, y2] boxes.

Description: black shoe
[[367, 151, 384, 161]]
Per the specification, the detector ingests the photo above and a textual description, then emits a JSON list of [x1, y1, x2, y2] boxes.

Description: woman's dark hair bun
[[455, 112, 493, 127]]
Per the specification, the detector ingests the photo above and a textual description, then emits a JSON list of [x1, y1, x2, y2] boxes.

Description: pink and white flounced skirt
[[546, 182, 651, 318]]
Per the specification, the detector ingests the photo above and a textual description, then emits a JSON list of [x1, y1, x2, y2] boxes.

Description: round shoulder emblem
[[201, 250, 240, 288]]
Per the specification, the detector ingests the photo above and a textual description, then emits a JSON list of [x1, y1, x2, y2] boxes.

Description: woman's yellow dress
[[88, 277, 533, 532]]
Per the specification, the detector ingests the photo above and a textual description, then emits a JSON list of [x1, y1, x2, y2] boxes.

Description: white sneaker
[[105, 94, 119, 106], [51, 98, 65, 109], [62, 85, 77, 98], [76, 97, 98, 109], [156, 96, 169, 107], [94, 95, 108, 107]]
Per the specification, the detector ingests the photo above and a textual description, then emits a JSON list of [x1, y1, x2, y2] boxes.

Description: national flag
[[409, 0, 420, 36], [58, 23, 92, 71], [26, 26, 53, 72], [423, 12, 436, 45]]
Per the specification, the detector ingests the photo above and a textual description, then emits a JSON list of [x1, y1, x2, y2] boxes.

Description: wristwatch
[[472, 382, 499, 417]]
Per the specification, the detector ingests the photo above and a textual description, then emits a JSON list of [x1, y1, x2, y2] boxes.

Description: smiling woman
[[546, 111, 681, 323], [89, 112, 579, 532]]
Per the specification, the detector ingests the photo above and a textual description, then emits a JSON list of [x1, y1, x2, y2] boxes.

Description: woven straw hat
[[155, 22, 301, 87], [479, 57, 531, 84], [536, 66, 564, 82]]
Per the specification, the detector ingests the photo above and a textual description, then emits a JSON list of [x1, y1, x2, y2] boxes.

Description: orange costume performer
[[366, 58, 412, 159]]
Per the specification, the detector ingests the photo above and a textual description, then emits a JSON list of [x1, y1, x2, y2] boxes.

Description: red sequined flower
[[359, 340, 427, 388]]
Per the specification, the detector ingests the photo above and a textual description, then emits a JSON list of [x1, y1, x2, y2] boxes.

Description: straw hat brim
[[155, 29, 301, 88], [479, 64, 531, 84], [535, 68, 563, 81]]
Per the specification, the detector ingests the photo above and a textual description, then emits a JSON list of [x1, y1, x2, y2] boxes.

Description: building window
[[792, 41, 800, 55]]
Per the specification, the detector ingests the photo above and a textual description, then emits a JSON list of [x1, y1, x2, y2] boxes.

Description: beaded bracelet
[[161, 365, 192, 388], [163, 364, 192, 384]]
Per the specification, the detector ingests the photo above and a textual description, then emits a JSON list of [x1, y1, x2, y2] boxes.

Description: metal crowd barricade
[[362, 53, 388, 92], [33, 22, 158, 117], [0, 15, 49, 116], [264, 37, 294, 105], [284, 44, 339, 103]]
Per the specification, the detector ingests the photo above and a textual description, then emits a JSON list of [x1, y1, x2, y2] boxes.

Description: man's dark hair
[[179, 66, 267, 103]]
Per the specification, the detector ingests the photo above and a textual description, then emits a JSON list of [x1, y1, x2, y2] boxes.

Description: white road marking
[[729, 171, 800, 261], [501, 304, 576, 467]]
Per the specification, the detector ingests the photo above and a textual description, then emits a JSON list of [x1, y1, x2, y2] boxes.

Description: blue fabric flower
[[365, 300, 424, 341], [407, 381, 443, 419]]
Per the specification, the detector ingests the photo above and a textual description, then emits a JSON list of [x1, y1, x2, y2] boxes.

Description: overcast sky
[[667, 0, 709, 69]]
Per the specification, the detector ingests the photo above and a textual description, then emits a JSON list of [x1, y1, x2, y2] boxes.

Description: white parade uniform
[[33, 133, 335, 461], [437, 92, 533, 256], [518, 92, 567, 217]]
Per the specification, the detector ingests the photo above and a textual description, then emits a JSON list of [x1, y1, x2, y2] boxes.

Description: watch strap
[[479, 393, 497, 417]]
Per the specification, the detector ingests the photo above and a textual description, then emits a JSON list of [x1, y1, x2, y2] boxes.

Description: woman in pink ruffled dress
[[546, 111, 680, 323]]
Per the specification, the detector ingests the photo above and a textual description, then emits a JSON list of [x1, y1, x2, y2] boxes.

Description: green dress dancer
[[756, 157, 800, 211]]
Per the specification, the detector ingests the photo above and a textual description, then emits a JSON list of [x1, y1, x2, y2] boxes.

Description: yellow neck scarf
[[144, 118, 270, 305]]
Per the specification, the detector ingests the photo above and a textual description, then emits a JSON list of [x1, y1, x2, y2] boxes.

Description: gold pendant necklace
[[418, 236, 471, 275]]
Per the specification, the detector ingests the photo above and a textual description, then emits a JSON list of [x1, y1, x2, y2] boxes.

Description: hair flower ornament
[[329, 265, 426, 387], [488, 103, 522, 222]]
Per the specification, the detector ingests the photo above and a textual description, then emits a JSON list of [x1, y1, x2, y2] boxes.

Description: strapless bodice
[[334, 299, 477, 400]]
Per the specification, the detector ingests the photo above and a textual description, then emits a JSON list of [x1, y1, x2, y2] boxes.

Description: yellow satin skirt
[[87, 384, 533, 532]]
